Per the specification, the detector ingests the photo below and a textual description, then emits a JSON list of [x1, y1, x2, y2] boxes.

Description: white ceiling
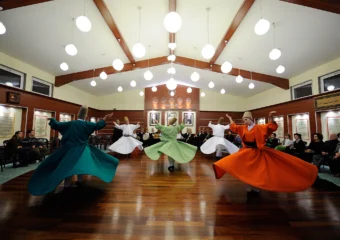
[[70, 63, 274, 97], [0, 0, 339, 97]]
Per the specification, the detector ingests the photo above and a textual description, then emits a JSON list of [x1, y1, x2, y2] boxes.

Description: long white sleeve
[[222, 124, 230, 130]]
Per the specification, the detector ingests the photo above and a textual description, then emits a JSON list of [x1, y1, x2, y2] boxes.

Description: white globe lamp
[[167, 67, 176, 74], [168, 42, 177, 50], [201, 44, 215, 59], [170, 91, 175, 96], [236, 75, 243, 83], [144, 70, 153, 80], [139, 91, 144, 96], [187, 87, 192, 93], [254, 18, 270, 35], [269, 48, 281, 60], [191, 72, 200, 82], [130, 80, 136, 87], [152, 86, 157, 92], [208, 81, 215, 88], [276, 65, 285, 74], [166, 78, 177, 90], [132, 43, 146, 58], [65, 44, 78, 56], [100, 71, 107, 80], [164, 12, 182, 33], [76, 16, 92, 32], [60, 62, 69, 71], [90, 80, 96, 87], [221, 61, 232, 73], [220, 89, 225, 94], [112, 59, 124, 71], [0, 22, 6, 35], [249, 83, 255, 89], [201, 92, 205, 97], [118, 86, 123, 92]]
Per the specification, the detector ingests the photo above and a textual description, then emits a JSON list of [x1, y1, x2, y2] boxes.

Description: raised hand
[[226, 114, 231, 119], [103, 113, 113, 120]]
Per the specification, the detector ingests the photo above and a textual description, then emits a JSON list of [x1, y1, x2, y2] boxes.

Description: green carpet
[[0, 162, 40, 185]]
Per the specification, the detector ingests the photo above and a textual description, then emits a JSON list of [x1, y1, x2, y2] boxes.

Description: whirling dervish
[[108, 116, 143, 155], [28, 105, 119, 196], [213, 111, 318, 193], [144, 117, 197, 172], [200, 117, 239, 160]]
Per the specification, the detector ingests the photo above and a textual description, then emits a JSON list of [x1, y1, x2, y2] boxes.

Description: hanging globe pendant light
[[191, 72, 200, 82], [132, 43, 146, 58], [112, 59, 124, 71], [65, 44, 78, 56], [0, 22, 6, 35], [202, 44, 215, 60], [166, 78, 177, 90], [164, 12, 182, 33], [221, 61, 232, 73], [254, 18, 270, 35], [76, 16, 92, 32], [269, 48, 281, 60]]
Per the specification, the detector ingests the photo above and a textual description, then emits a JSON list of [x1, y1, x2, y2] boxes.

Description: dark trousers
[[329, 159, 340, 174]]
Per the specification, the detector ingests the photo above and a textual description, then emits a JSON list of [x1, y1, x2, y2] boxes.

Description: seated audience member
[[181, 128, 196, 145], [265, 133, 279, 148], [22, 130, 49, 163], [303, 133, 324, 163], [275, 133, 294, 151], [202, 129, 212, 143], [197, 128, 207, 148], [8, 131, 25, 167], [329, 141, 340, 176], [234, 134, 242, 148], [312, 133, 339, 170], [225, 130, 235, 143], [285, 133, 306, 156]]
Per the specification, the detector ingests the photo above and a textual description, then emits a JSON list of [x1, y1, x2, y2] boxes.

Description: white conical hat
[[242, 111, 253, 120]]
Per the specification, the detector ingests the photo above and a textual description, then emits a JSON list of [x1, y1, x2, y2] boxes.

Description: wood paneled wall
[[0, 85, 98, 137]]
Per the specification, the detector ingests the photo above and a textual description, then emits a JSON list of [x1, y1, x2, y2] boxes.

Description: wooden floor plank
[[0, 152, 340, 239]]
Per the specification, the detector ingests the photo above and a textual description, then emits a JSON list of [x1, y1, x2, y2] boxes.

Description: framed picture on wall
[[34, 115, 48, 137], [183, 112, 194, 126], [166, 111, 178, 126], [149, 112, 160, 126]]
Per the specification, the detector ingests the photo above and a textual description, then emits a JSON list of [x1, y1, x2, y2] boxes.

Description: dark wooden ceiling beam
[[0, 0, 52, 10], [55, 56, 169, 87], [169, 0, 176, 55], [280, 0, 340, 15], [210, 0, 255, 64], [93, 0, 135, 63], [56, 56, 289, 89], [175, 56, 289, 89]]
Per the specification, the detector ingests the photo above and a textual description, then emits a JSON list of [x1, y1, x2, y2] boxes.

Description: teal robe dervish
[[144, 123, 197, 163], [28, 118, 119, 196]]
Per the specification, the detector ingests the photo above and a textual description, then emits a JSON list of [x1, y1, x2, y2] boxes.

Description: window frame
[[319, 69, 340, 93], [290, 80, 313, 100], [0, 64, 26, 89], [31, 77, 53, 97]]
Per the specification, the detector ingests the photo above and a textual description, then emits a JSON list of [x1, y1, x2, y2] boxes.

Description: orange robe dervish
[[213, 117, 318, 192]]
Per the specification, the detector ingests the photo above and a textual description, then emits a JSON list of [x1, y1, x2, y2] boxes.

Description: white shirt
[[283, 139, 294, 147], [115, 124, 140, 136], [208, 122, 230, 137], [247, 123, 255, 131]]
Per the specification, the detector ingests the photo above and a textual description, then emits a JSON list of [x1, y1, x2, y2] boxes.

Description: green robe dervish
[[28, 118, 119, 196], [144, 123, 197, 163]]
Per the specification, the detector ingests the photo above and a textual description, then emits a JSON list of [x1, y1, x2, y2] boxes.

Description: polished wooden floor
[[1, 152, 340, 240]]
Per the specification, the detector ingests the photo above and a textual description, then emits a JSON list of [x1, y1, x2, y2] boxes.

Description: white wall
[[97, 89, 145, 110], [33, 110, 52, 140], [0, 106, 22, 145], [245, 57, 340, 110], [291, 114, 311, 144], [200, 89, 246, 111], [320, 111, 340, 141], [0, 52, 98, 108]]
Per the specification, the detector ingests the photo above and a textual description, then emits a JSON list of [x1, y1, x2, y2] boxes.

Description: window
[[319, 70, 340, 93], [291, 80, 312, 100], [32, 77, 53, 97], [0, 65, 25, 89]]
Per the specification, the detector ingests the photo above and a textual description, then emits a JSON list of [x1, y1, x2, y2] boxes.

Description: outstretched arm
[[267, 111, 278, 133], [225, 114, 234, 124], [48, 118, 70, 132], [93, 113, 113, 131]]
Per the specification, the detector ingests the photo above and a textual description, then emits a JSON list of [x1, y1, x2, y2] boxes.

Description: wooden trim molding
[[93, 0, 135, 63], [280, 0, 340, 15], [0, 0, 52, 10], [168, 0, 176, 55], [210, 0, 255, 64]]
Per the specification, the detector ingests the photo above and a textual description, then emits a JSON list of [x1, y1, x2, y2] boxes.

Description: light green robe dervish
[[144, 123, 197, 163]]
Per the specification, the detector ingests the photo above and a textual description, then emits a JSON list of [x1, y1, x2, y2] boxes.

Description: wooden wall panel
[[0, 85, 99, 137]]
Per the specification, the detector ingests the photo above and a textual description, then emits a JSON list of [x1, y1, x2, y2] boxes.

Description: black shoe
[[168, 166, 174, 172]]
